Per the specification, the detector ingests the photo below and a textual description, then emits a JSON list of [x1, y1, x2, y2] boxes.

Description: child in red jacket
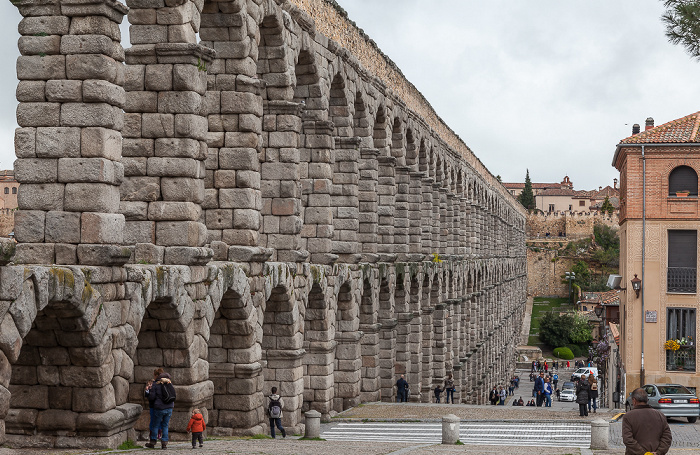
[[186, 408, 206, 448]]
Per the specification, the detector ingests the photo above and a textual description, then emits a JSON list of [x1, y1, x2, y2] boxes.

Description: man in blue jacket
[[145, 371, 175, 449], [534, 372, 545, 407]]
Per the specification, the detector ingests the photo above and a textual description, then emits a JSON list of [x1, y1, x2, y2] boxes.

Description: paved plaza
[[3, 399, 698, 455]]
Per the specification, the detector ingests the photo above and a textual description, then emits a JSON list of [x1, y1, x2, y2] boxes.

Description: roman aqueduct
[[0, 0, 527, 447]]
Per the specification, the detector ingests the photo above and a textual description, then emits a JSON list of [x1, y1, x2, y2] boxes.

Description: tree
[[600, 196, 614, 215], [539, 312, 574, 348], [662, 0, 700, 60], [569, 313, 594, 344], [517, 169, 535, 210]]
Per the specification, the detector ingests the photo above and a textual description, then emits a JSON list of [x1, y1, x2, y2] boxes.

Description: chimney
[[632, 124, 640, 135], [614, 178, 618, 190], [645, 117, 654, 131]]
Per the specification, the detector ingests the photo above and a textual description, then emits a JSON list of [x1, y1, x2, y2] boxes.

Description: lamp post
[[565, 271, 576, 305]]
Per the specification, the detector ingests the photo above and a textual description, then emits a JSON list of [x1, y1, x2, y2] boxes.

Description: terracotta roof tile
[[620, 112, 700, 144]]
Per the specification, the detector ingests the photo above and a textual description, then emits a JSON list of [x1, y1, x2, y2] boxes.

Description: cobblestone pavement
[[2, 402, 699, 455], [609, 417, 700, 448]]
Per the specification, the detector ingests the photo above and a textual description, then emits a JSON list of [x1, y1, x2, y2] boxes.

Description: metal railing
[[666, 347, 696, 372], [667, 267, 697, 293]]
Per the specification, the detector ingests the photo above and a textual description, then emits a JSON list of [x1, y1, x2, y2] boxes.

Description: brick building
[[0, 170, 18, 209], [613, 115, 700, 394]]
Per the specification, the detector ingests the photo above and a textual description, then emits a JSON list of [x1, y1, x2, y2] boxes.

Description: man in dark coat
[[622, 388, 672, 455], [145, 371, 175, 449], [396, 375, 409, 402]]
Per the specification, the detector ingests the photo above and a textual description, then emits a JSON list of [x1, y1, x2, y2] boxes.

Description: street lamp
[[631, 274, 642, 298], [565, 271, 576, 305]]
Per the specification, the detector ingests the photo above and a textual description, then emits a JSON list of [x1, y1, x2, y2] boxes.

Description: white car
[[571, 367, 599, 381], [560, 389, 576, 402]]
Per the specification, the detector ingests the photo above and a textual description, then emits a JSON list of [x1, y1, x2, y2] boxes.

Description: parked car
[[562, 381, 576, 391], [560, 388, 576, 402], [571, 367, 598, 381], [625, 384, 699, 423]]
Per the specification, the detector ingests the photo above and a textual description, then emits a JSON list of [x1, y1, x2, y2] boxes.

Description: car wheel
[[688, 417, 697, 423]]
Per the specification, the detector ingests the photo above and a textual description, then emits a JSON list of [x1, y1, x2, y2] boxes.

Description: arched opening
[[258, 15, 292, 101], [302, 284, 334, 417], [261, 286, 303, 431], [330, 73, 351, 137], [333, 282, 360, 411], [669, 165, 698, 196], [407, 276, 422, 400], [208, 289, 262, 435], [420, 274, 433, 402], [359, 278, 380, 401], [377, 277, 395, 401]]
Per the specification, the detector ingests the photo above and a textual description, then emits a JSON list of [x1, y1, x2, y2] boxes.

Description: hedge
[[567, 344, 582, 357], [553, 347, 574, 360]]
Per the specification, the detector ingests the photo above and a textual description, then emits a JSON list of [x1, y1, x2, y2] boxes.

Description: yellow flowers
[[665, 339, 680, 351], [431, 253, 443, 264]]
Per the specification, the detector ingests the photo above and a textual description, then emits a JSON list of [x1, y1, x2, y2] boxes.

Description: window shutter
[[668, 230, 697, 268], [669, 166, 698, 195]]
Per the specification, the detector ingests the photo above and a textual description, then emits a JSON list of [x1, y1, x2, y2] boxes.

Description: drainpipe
[[640, 145, 646, 386]]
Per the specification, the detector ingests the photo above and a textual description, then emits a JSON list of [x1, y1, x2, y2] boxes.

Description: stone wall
[[4, 0, 528, 448], [526, 212, 619, 240], [526, 247, 574, 297]]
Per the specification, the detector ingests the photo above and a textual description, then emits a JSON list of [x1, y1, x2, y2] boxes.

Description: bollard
[[442, 414, 460, 444], [304, 410, 322, 439], [590, 418, 609, 450]]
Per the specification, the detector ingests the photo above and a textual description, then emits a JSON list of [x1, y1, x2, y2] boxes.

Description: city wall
[[526, 211, 619, 239]]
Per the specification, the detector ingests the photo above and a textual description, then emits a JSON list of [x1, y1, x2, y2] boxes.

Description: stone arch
[[358, 277, 379, 401], [130, 266, 212, 441], [373, 105, 389, 155], [332, 280, 360, 411], [5, 267, 139, 448], [330, 73, 351, 137], [353, 91, 372, 146], [377, 275, 395, 401], [261, 283, 303, 432], [294, 49, 324, 119], [258, 13, 294, 101], [391, 117, 405, 163], [302, 281, 336, 418], [208, 281, 263, 436], [419, 272, 433, 402], [406, 274, 422, 399]]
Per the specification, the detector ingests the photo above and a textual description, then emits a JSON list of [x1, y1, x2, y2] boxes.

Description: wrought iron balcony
[[666, 346, 696, 372], [667, 267, 697, 293]]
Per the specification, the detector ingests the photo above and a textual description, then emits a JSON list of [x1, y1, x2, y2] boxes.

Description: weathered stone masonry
[[3, 0, 527, 448]]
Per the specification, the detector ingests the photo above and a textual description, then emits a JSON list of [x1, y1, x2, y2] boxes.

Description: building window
[[668, 230, 697, 293], [3, 188, 7, 194], [666, 308, 695, 372], [12, 187, 16, 194], [548, 204, 554, 212], [669, 165, 698, 196], [579, 201, 585, 206]]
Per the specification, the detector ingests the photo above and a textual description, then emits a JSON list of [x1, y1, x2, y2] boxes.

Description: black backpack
[[268, 398, 282, 418], [160, 381, 176, 404]]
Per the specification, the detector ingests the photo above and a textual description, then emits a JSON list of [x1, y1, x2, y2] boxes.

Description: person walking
[[576, 374, 590, 417], [552, 372, 558, 390], [145, 370, 175, 449], [186, 408, 206, 448], [267, 387, 286, 438], [543, 377, 553, 407], [622, 388, 672, 455], [434, 384, 443, 403], [444, 373, 455, 404], [489, 386, 499, 405], [498, 385, 506, 405], [588, 374, 599, 413], [144, 368, 164, 444], [534, 372, 545, 407], [396, 374, 409, 403]]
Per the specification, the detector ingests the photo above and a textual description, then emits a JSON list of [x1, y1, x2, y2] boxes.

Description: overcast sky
[[0, 1, 698, 191]]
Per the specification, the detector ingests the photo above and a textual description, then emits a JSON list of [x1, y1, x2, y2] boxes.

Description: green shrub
[[567, 344, 582, 357], [553, 347, 574, 360]]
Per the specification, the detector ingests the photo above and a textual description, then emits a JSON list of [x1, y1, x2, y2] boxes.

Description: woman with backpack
[[588, 374, 599, 413], [267, 387, 286, 438], [145, 370, 176, 449], [444, 373, 455, 404]]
